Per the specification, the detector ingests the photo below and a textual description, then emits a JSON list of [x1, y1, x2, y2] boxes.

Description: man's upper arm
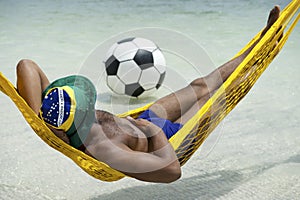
[[95, 142, 181, 183]]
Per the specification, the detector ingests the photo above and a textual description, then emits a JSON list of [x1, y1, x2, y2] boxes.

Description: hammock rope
[[0, 0, 299, 182], [169, 0, 300, 165]]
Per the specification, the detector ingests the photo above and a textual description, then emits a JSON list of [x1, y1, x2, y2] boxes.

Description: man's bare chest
[[95, 110, 148, 152]]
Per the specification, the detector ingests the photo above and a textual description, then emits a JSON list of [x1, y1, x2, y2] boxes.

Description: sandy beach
[[1, 0, 299, 199]]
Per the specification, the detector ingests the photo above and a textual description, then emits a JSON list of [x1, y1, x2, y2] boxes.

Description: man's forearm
[[148, 129, 177, 160], [126, 116, 178, 161]]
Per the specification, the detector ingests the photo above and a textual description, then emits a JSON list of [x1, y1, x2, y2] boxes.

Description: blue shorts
[[138, 109, 183, 139]]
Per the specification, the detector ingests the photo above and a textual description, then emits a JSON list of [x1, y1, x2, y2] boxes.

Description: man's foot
[[260, 5, 281, 37]]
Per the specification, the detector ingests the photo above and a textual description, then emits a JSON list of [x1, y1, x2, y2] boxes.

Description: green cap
[[40, 75, 97, 148]]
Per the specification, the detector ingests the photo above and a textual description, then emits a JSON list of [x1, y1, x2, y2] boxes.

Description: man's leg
[[16, 59, 50, 114], [149, 6, 280, 124]]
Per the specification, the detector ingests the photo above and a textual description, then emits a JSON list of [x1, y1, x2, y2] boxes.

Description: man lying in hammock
[[16, 6, 280, 183]]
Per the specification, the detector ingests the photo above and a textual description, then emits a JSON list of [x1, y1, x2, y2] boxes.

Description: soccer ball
[[104, 37, 166, 97]]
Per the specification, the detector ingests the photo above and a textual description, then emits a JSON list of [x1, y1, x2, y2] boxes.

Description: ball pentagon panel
[[125, 83, 145, 97], [117, 37, 135, 44], [105, 55, 120, 76], [134, 49, 154, 70]]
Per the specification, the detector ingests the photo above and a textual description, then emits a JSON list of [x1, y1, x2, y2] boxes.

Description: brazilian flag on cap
[[40, 75, 97, 148]]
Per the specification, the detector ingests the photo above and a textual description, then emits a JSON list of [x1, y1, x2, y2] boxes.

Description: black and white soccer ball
[[104, 37, 166, 97]]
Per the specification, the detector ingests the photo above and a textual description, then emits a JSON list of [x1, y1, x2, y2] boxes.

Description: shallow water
[[1, 0, 299, 199]]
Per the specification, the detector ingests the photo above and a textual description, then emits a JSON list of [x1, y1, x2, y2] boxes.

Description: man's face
[[48, 126, 70, 144]]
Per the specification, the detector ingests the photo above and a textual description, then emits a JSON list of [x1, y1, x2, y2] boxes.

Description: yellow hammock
[[0, 0, 299, 182]]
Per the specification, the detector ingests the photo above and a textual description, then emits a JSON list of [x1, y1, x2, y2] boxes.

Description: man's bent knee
[[190, 78, 206, 87], [189, 78, 209, 99]]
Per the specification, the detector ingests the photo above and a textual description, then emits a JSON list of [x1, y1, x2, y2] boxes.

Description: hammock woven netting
[[1, 0, 299, 182]]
